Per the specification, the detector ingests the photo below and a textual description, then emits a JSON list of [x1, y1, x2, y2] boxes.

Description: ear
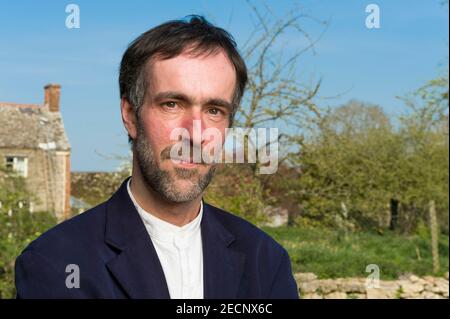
[[121, 97, 138, 141]]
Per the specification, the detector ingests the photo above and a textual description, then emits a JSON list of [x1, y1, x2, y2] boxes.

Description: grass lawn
[[262, 226, 449, 280]]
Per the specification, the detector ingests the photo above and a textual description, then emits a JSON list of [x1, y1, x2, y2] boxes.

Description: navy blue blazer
[[15, 178, 298, 299]]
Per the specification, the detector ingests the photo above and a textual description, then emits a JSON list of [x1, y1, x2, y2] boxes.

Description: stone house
[[0, 84, 71, 220]]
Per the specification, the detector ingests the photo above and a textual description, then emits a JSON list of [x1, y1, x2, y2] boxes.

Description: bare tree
[[235, 1, 328, 176]]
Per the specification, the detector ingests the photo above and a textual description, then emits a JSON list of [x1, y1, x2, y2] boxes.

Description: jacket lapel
[[104, 178, 170, 299], [202, 204, 246, 299]]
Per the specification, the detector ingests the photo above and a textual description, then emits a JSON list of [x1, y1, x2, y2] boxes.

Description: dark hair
[[119, 15, 248, 141]]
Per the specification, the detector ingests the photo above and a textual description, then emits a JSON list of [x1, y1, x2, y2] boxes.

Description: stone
[[298, 281, 320, 294], [294, 272, 448, 300], [400, 282, 424, 298], [347, 293, 366, 299], [302, 293, 323, 299], [398, 273, 414, 281], [381, 281, 401, 291], [423, 276, 437, 283], [295, 272, 317, 283], [324, 292, 347, 299], [318, 279, 338, 294], [431, 278, 449, 297], [367, 287, 398, 299], [402, 284, 424, 293], [424, 283, 434, 292], [420, 291, 444, 299], [338, 279, 366, 293]]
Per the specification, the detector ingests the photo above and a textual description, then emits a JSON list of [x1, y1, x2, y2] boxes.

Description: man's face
[[134, 49, 236, 203]]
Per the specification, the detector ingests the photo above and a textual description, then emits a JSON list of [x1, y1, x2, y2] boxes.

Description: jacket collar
[[104, 177, 245, 299]]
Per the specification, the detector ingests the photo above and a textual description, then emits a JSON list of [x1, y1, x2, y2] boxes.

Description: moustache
[[160, 143, 208, 165]]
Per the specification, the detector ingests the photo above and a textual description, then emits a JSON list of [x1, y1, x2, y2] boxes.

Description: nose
[[181, 107, 205, 147]]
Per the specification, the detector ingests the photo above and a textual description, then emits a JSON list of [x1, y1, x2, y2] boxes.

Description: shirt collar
[[126, 178, 203, 244]]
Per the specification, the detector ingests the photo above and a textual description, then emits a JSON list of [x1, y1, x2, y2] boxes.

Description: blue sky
[[0, 0, 448, 171]]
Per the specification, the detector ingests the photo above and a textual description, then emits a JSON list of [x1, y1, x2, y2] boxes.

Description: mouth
[[170, 157, 201, 168]]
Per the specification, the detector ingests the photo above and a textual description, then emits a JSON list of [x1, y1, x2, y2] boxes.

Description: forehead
[[147, 50, 236, 102]]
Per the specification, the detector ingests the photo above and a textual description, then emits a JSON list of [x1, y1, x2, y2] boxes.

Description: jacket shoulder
[[21, 202, 107, 257], [14, 203, 109, 298]]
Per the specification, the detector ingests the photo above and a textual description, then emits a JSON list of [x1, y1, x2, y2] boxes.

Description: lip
[[171, 159, 200, 168]]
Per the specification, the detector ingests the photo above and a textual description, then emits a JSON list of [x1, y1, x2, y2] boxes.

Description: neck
[[129, 161, 202, 227]]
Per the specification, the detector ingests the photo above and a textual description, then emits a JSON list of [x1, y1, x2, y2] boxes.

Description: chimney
[[44, 84, 61, 112]]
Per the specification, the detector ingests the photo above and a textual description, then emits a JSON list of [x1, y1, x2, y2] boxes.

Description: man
[[15, 16, 298, 299]]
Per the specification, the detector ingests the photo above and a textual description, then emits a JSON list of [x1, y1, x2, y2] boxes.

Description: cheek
[[202, 127, 227, 152], [140, 112, 179, 151], [212, 125, 228, 144]]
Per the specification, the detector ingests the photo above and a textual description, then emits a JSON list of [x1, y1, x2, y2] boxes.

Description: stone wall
[[295, 272, 449, 299]]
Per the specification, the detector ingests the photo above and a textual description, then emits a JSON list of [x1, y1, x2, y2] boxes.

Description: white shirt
[[126, 179, 204, 299]]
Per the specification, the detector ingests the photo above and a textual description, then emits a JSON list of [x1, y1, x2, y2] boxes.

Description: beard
[[134, 123, 216, 203]]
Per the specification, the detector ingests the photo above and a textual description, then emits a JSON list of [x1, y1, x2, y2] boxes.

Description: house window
[[5, 156, 28, 177]]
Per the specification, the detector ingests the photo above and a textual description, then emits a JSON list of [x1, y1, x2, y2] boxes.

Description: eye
[[162, 101, 177, 108], [208, 107, 223, 116]]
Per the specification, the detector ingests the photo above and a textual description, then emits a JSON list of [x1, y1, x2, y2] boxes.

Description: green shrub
[[0, 210, 57, 299]]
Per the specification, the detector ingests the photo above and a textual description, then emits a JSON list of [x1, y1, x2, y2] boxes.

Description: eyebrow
[[153, 91, 233, 111]]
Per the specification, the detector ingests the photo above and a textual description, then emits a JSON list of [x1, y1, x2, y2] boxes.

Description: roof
[[0, 103, 70, 151]]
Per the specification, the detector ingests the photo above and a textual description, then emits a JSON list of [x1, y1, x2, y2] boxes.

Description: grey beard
[[134, 124, 215, 203]]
